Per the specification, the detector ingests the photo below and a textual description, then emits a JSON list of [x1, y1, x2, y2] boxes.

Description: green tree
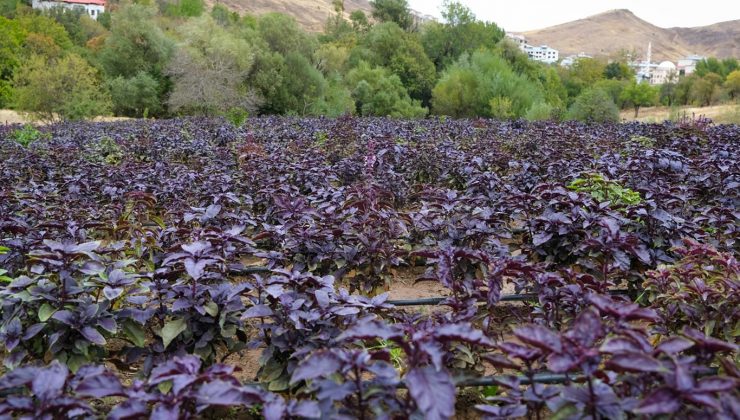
[[603, 61, 634, 80], [346, 61, 426, 117], [724, 69, 740, 100], [350, 10, 370, 32], [108, 71, 161, 117], [167, 17, 257, 115], [16, 13, 73, 51], [565, 88, 619, 123], [594, 79, 627, 108], [432, 50, 543, 118], [257, 13, 317, 57], [311, 73, 355, 117], [178, 0, 204, 17], [421, 1, 504, 70], [695, 57, 737, 79], [559, 57, 607, 102], [350, 22, 436, 104], [0, 0, 23, 18], [211, 3, 239, 26], [619, 81, 657, 117], [98, 4, 174, 79], [12, 53, 111, 121], [659, 82, 677, 106], [45, 7, 107, 47], [689, 73, 723, 106], [0, 16, 24, 106], [271, 53, 327, 115], [369, 0, 413, 30]]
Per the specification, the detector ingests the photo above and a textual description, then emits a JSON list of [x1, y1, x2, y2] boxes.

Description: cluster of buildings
[[633, 43, 704, 85], [506, 34, 559, 64], [506, 34, 706, 85], [31, 0, 105, 19]]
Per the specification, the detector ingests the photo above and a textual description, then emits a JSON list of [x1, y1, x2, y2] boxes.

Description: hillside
[[204, 0, 373, 32], [522, 9, 739, 61]]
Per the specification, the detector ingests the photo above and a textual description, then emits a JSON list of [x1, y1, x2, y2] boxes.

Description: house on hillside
[[523, 45, 559, 64], [505, 33, 559, 64], [31, 0, 105, 20]]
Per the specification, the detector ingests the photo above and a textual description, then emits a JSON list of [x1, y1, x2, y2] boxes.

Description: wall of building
[[31, 0, 104, 19]]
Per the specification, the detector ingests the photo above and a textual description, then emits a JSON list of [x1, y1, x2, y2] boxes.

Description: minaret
[[644, 42, 652, 81]]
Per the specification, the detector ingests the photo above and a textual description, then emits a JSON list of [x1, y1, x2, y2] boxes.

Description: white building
[[505, 33, 559, 64], [505, 33, 528, 46], [559, 53, 592, 67], [523, 45, 559, 64], [651, 61, 677, 85], [32, 0, 105, 20], [677, 55, 704, 76]]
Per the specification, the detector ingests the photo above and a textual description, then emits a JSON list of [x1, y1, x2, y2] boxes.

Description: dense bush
[[566, 88, 620, 123]]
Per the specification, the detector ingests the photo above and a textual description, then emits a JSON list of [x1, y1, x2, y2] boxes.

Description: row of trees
[[0, 0, 738, 122]]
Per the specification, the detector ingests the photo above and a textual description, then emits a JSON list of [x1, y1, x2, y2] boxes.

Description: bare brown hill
[[204, 0, 373, 32], [522, 9, 739, 61]]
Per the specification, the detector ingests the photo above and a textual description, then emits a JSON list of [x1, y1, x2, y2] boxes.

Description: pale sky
[[407, 0, 740, 32]]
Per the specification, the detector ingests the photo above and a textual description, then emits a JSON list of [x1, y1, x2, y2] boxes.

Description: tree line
[[0, 0, 738, 122]]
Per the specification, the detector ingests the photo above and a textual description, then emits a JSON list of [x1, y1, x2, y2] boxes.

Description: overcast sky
[[407, 0, 740, 31]]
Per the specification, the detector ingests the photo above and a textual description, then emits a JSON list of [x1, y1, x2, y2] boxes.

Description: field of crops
[[0, 117, 738, 419]]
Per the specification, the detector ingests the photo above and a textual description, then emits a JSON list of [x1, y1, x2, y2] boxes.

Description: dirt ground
[[0, 109, 129, 125], [620, 103, 740, 124]]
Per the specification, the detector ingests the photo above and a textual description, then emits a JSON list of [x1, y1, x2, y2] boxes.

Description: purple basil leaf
[[81, 326, 106, 345], [696, 377, 739, 392], [406, 366, 455, 420], [634, 388, 681, 414], [109, 400, 149, 420], [291, 351, 341, 384], [513, 325, 562, 353], [194, 380, 250, 406], [337, 318, 401, 342], [287, 400, 321, 418], [32, 361, 68, 401], [75, 371, 125, 398], [242, 304, 274, 319], [655, 337, 694, 355], [52, 310, 76, 326], [607, 353, 664, 373]]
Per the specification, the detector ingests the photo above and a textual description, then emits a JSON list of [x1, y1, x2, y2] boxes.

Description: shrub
[[10, 124, 48, 147], [567, 173, 641, 206], [565, 88, 619, 123], [525, 102, 554, 121]]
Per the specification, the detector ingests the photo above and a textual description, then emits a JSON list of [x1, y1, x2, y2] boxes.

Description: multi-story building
[[31, 0, 105, 20], [505, 33, 559, 64], [523, 45, 559, 63]]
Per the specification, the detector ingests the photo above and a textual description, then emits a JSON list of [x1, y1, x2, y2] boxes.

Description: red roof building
[[31, 0, 105, 19]]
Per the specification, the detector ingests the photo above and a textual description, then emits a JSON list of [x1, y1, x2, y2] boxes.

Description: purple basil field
[[0, 116, 738, 419]]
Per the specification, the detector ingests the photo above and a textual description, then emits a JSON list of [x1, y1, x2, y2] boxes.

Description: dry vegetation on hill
[[523, 9, 739, 61], [203, 0, 372, 31]]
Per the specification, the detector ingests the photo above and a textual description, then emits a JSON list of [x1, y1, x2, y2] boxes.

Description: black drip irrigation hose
[[229, 266, 634, 307], [386, 289, 633, 307], [243, 367, 719, 390]]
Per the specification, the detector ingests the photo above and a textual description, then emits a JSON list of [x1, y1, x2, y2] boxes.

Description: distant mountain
[[521, 9, 739, 61], [204, 0, 373, 32]]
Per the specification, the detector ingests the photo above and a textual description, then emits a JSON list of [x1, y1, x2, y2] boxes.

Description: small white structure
[[505, 33, 528, 46], [677, 55, 704, 76], [560, 53, 592, 67], [505, 33, 559, 64], [32, 0, 105, 19]]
